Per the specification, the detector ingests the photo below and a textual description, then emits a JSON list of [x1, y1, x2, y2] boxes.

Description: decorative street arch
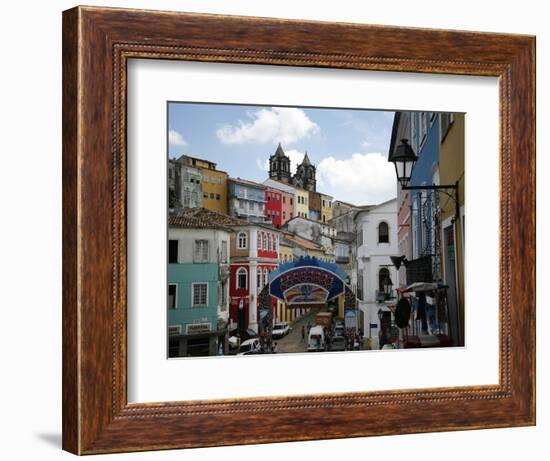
[[257, 256, 356, 311]]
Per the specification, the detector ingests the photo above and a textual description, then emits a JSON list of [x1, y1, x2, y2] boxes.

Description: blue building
[[168, 209, 232, 357], [407, 112, 441, 267], [228, 177, 267, 223]]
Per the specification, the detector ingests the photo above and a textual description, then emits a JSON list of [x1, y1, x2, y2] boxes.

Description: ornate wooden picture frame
[[62, 6, 535, 455]]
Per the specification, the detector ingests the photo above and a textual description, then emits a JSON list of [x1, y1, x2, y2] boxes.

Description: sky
[[168, 102, 397, 206]]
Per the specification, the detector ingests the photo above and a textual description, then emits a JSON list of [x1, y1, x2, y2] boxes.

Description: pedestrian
[[301, 325, 305, 342], [273, 342, 278, 353]]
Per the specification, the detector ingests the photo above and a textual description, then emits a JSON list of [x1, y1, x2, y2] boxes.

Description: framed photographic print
[[62, 6, 535, 455]]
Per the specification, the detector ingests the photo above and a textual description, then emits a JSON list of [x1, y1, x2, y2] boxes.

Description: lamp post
[[389, 139, 459, 219]]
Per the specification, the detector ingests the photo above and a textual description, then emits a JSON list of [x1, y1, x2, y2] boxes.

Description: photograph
[[166, 103, 465, 358]]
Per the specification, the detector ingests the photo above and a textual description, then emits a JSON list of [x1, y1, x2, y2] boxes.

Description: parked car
[[307, 325, 325, 352], [237, 338, 261, 355], [228, 328, 258, 350], [330, 335, 346, 351], [272, 322, 290, 339], [333, 322, 345, 338]]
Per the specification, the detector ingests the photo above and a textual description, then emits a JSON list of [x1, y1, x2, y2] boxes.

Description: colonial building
[[388, 111, 465, 346], [168, 158, 202, 209], [285, 215, 337, 262], [167, 209, 232, 357], [228, 178, 267, 223], [354, 199, 398, 345], [268, 143, 317, 192], [228, 220, 280, 333], [177, 155, 228, 214], [265, 186, 294, 229], [438, 112, 465, 346]]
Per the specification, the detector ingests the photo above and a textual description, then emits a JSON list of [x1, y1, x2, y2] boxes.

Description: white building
[[285, 215, 337, 261], [354, 198, 398, 343]]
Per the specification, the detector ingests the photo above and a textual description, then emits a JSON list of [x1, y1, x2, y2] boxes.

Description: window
[[419, 112, 428, 148], [378, 268, 390, 293], [216, 193, 221, 200], [211, 176, 216, 184], [218, 177, 222, 185], [263, 268, 269, 287], [192, 283, 208, 306], [210, 193, 214, 199], [410, 112, 418, 152], [257, 232, 262, 249], [257, 268, 262, 289], [168, 325, 181, 336], [194, 240, 209, 262], [283, 211, 286, 219], [237, 232, 247, 249], [322, 200, 326, 208], [220, 282, 227, 307], [357, 228, 363, 246], [203, 192, 208, 198], [378, 222, 389, 243], [263, 232, 267, 249], [237, 267, 247, 289], [168, 284, 177, 309], [268, 234, 272, 251], [168, 239, 178, 263], [290, 198, 293, 205], [221, 240, 228, 263], [283, 196, 286, 204]]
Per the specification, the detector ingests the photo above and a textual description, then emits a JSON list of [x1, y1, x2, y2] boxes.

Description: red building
[[228, 220, 280, 333], [265, 187, 294, 229]]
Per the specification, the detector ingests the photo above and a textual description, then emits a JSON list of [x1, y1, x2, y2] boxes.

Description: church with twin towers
[[268, 143, 317, 192]]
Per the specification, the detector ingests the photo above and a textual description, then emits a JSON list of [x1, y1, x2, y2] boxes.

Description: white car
[[237, 338, 261, 355], [307, 325, 325, 352], [272, 322, 290, 339]]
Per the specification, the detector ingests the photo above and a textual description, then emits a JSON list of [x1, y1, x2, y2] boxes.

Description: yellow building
[[294, 188, 309, 219], [438, 113, 465, 346], [320, 193, 333, 224], [178, 155, 228, 214]]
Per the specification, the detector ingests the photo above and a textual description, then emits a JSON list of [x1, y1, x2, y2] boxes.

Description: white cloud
[[169, 129, 188, 146], [285, 149, 305, 174], [216, 108, 319, 145], [257, 158, 269, 172], [317, 152, 396, 205]]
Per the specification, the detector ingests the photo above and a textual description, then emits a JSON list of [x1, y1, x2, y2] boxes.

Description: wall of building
[[355, 200, 398, 303], [265, 188, 282, 227], [200, 168, 228, 214], [167, 263, 219, 333], [321, 194, 333, 223], [294, 188, 309, 218], [439, 112, 465, 345]]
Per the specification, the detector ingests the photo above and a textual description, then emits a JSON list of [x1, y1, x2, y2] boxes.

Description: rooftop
[[169, 208, 235, 231], [285, 214, 337, 229], [229, 177, 268, 189], [170, 207, 283, 233]]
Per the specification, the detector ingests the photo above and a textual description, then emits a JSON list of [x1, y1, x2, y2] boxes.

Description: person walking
[[301, 325, 305, 343]]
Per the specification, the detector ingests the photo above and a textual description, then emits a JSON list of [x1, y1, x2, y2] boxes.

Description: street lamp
[[389, 139, 459, 219], [391, 139, 418, 188]]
